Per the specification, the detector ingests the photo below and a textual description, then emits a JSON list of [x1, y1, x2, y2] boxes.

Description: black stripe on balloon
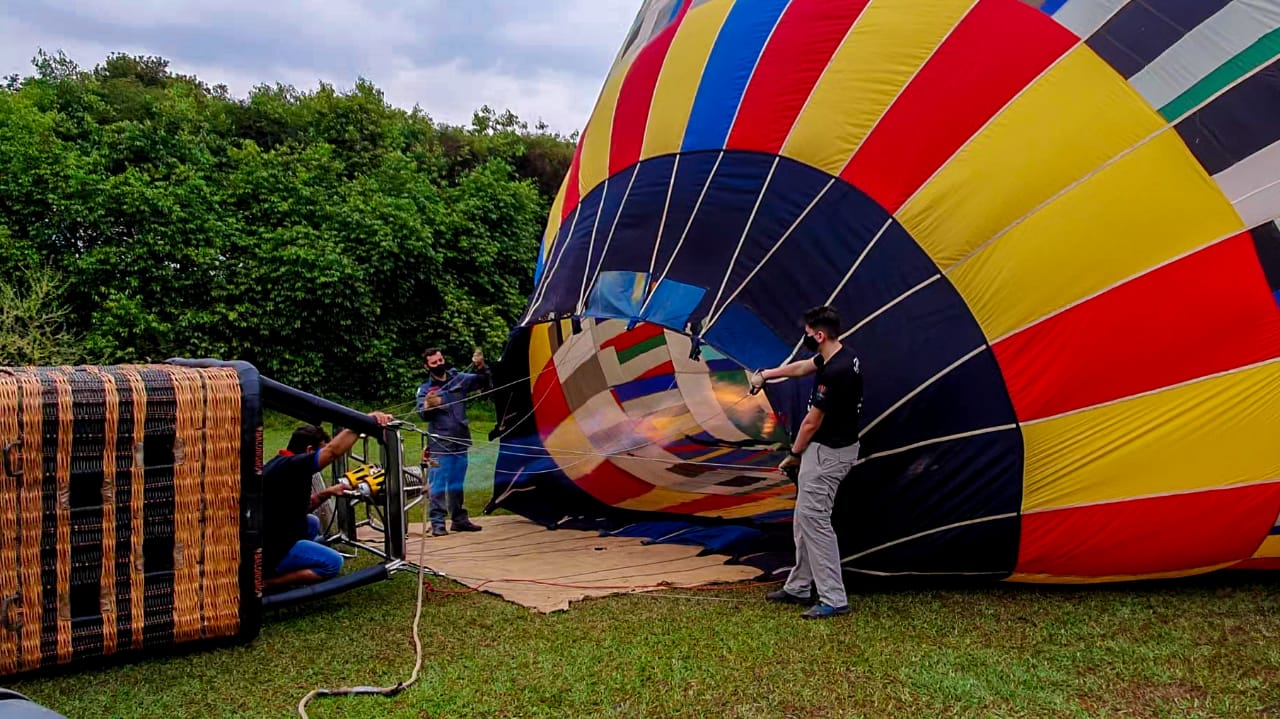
[[1175, 58, 1280, 176], [1250, 220, 1280, 293], [1087, 0, 1233, 78]]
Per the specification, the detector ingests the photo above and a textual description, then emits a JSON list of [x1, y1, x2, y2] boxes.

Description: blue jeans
[[428, 452, 470, 528], [275, 514, 343, 579]]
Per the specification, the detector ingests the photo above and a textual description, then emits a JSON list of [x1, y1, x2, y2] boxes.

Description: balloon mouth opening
[[491, 315, 799, 521]]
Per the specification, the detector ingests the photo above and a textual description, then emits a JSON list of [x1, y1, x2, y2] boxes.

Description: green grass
[[9, 416, 1280, 718]]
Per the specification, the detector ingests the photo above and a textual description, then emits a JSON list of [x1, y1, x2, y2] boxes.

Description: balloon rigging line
[[646, 155, 682, 283], [574, 176, 610, 313], [837, 275, 940, 342], [703, 174, 837, 335], [780, 214, 893, 364], [523, 203, 583, 324], [823, 218, 895, 308], [839, 512, 1017, 565], [859, 344, 987, 437], [376, 371, 538, 416], [855, 425, 1017, 464], [637, 150, 725, 319], [701, 154, 781, 329], [578, 164, 641, 314], [532, 206, 582, 316]]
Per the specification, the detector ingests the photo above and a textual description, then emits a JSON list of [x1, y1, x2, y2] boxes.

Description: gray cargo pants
[[783, 441, 859, 608]]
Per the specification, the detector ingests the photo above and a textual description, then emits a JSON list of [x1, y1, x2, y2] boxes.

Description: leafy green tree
[[0, 49, 575, 404]]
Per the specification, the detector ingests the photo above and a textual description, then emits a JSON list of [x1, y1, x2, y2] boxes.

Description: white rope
[[296, 456, 432, 718]]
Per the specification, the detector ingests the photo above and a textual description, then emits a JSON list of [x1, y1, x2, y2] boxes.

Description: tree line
[[0, 50, 574, 405]]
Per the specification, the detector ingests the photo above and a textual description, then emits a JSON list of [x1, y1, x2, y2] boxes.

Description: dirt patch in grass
[[1079, 680, 1210, 718]]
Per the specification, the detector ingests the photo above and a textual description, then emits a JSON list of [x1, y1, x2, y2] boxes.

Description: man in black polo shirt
[[749, 305, 862, 619], [263, 411, 394, 589]]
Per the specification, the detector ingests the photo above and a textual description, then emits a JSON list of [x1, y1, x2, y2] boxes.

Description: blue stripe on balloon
[[1040, 0, 1069, 14], [681, 0, 790, 152]]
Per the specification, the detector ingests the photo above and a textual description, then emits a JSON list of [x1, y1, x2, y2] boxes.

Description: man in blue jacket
[[417, 346, 491, 536]]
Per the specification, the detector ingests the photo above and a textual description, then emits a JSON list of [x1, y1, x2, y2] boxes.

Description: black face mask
[[801, 333, 820, 353], [430, 366, 447, 379]]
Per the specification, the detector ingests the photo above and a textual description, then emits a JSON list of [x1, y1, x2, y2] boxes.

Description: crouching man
[[263, 412, 394, 589]]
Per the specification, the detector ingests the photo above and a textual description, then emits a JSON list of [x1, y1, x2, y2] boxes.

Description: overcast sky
[[0, 0, 641, 134]]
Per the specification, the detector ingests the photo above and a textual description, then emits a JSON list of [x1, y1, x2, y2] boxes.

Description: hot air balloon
[[486, 0, 1280, 584]]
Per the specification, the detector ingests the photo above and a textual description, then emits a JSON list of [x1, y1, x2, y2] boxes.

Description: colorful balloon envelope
[[490, 0, 1280, 584]]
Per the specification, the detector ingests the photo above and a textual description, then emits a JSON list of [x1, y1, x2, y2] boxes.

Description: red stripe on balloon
[[599, 321, 666, 352], [561, 130, 586, 222], [636, 361, 676, 381], [1016, 482, 1280, 578], [993, 233, 1280, 423], [574, 461, 655, 505], [1231, 557, 1280, 571], [532, 359, 573, 434], [609, 4, 690, 175], [725, 0, 870, 154], [665, 492, 761, 515], [844, 0, 1075, 212]]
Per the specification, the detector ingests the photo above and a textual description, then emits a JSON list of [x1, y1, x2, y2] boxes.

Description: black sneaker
[[431, 526, 448, 537], [451, 520, 482, 532], [765, 588, 815, 606]]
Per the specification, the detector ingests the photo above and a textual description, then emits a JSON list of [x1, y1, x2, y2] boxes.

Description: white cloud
[[0, 0, 643, 135]]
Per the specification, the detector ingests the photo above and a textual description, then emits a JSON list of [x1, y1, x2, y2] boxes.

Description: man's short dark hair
[[287, 424, 331, 455], [422, 347, 443, 361], [803, 305, 841, 337]]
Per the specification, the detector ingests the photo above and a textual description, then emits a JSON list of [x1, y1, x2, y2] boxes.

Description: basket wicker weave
[[0, 363, 263, 677]]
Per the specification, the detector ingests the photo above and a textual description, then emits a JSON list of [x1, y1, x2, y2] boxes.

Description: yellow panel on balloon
[[642, 0, 734, 160], [617, 485, 704, 512], [1022, 361, 1280, 512], [578, 68, 629, 200], [545, 414, 603, 481], [527, 323, 555, 390], [898, 46, 1164, 270], [951, 129, 1244, 342], [1007, 563, 1235, 585], [1251, 535, 1280, 558], [782, 0, 975, 177], [710, 497, 795, 520], [542, 176, 568, 253]]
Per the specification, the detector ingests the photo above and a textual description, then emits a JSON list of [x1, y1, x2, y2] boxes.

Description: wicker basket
[[0, 363, 263, 677]]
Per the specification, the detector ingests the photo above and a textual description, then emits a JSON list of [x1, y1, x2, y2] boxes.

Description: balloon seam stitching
[[1021, 476, 1280, 515], [895, 37, 1085, 214], [1020, 353, 1280, 427], [940, 43, 1276, 280], [840, 511, 1019, 564], [778, 0, 875, 152], [837, 0, 983, 178], [859, 344, 987, 436]]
